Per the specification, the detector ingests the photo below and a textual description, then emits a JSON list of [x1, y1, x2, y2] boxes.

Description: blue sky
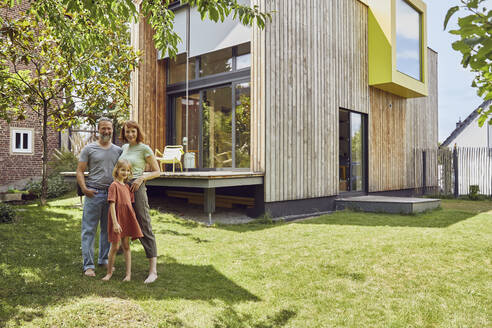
[[426, 0, 490, 142]]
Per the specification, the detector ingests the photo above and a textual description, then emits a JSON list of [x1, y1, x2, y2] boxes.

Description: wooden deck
[[61, 171, 265, 224]]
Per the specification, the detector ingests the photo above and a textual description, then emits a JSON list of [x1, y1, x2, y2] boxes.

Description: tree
[[0, 3, 139, 204], [27, 0, 271, 58], [444, 0, 492, 126], [1, 0, 270, 203]]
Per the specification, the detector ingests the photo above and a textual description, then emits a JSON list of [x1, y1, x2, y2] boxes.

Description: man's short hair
[[97, 117, 113, 128]]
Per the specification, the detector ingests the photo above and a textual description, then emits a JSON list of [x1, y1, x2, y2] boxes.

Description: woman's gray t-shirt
[[79, 142, 122, 190]]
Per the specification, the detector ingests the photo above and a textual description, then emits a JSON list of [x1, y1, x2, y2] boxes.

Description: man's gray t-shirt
[[79, 142, 122, 190]]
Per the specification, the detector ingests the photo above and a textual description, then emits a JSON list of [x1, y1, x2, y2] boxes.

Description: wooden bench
[[166, 190, 254, 208]]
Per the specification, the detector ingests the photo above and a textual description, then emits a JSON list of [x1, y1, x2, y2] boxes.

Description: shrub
[[48, 149, 78, 177], [26, 175, 74, 199], [0, 202, 16, 223], [469, 185, 480, 200]]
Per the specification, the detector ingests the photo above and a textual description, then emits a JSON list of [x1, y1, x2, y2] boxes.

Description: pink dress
[[107, 181, 143, 243]]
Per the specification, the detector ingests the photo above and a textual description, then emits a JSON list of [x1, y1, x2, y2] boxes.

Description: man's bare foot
[[123, 275, 131, 282], [144, 272, 158, 284], [101, 274, 112, 281], [84, 268, 96, 277]]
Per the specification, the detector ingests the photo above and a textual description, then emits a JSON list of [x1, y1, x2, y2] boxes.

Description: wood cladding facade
[[369, 49, 438, 192], [131, 0, 438, 204], [130, 17, 167, 153], [254, 0, 370, 202]]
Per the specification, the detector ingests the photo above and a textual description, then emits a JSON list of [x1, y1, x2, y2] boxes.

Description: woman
[[119, 120, 160, 283]]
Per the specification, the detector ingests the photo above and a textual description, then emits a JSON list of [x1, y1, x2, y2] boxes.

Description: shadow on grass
[[213, 306, 297, 328], [0, 207, 258, 327]]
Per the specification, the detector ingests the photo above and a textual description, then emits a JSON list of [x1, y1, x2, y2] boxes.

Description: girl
[[102, 159, 143, 282], [119, 120, 160, 283]]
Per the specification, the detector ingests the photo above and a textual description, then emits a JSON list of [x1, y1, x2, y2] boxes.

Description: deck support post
[[204, 187, 216, 225]]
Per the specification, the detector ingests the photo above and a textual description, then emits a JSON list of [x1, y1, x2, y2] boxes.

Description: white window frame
[[10, 127, 34, 154]]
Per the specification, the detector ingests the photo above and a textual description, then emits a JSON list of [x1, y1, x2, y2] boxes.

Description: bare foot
[[123, 275, 131, 282], [84, 268, 96, 277], [144, 272, 158, 284], [101, 274, 112, 281]]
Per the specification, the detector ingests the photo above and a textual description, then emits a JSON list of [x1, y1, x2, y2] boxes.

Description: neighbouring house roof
[[441, 99, 492, 148]]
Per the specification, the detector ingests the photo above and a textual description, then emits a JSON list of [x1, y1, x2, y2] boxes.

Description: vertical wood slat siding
[[130, 19, 139, 121], [368, 49, 439, 191], [260, 0, 369, 202], [132, 17, 166, 152], [251, 0, 266, 173]]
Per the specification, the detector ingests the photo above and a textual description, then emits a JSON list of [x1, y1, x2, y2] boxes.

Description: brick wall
[[0, 3, 60, 190]]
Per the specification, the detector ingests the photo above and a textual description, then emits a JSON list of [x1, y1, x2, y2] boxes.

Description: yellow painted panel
[[368, 10, 392, 85], [367, 0, 428, 98]]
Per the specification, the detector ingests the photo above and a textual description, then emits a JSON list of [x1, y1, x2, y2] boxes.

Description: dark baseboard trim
[[264, 196, 337, 218]]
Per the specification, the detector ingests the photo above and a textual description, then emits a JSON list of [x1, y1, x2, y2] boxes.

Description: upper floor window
[[10, 128, 33, 154], [396, 0, 421, 81], [168, 42, 250, 85]]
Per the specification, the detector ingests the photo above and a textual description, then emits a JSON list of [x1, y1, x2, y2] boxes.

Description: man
[[77, 117, 122, 277]]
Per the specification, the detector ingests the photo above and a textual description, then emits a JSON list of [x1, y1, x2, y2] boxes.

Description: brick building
[[0, 3, 60, 191]]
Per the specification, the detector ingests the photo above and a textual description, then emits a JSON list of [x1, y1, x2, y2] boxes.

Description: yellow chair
[[155, 145, 184, 172]]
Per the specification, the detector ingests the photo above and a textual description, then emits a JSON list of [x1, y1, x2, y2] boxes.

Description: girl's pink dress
[[107, 181, 143, 243]]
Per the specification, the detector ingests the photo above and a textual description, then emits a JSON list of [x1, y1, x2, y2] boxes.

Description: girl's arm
[[131, 155, 160, 192], [109, 202, 122, 234]]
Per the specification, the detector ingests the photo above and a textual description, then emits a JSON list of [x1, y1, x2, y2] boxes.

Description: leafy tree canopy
[[444, 0, 492, 126], [20, 0, 270, 58]]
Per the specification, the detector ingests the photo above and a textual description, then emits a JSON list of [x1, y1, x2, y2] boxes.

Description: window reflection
[[174, 94, 200, 152], [235, 82, 251, 168], [200, 48, 233, 77], [168, 53, 196, 84], [396, 0, 421, 81], [202, 86, 233, 168], [236, 43, 251, 70]]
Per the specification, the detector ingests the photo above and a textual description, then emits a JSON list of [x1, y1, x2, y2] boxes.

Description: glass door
[[202, 86, 233, 168], [339, 109, 366, 193], [169, 80, 251, 170]]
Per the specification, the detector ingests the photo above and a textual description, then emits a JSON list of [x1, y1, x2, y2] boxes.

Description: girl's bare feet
[[101, 273, 112, 281], [144, 272, 158, 284], [123, 275, 131, 282]]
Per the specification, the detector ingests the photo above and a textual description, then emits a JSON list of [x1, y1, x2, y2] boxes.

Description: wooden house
[[130, 0, 438, 218]]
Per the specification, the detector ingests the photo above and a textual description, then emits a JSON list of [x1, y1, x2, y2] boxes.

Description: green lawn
[[0, 197, 491, 327]]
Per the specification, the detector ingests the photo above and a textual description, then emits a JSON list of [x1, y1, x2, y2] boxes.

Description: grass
[[0, 197, 491, 327]]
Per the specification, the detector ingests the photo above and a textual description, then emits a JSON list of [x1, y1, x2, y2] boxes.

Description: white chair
[[155, 145, 184, 172]]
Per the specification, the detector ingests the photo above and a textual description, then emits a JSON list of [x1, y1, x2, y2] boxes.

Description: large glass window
[[174, 93, 200, 152], [168, 53, 196, 84], [168, 43, 251, 170], [202, 86, 233, 168], [235, 82, 251, 168], [396, 0, 421, 81], [236, 43, 251, 70], [200, 48, 233, 77]]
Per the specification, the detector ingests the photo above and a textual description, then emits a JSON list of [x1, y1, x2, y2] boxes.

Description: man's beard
[[100, 134, 112, 142]]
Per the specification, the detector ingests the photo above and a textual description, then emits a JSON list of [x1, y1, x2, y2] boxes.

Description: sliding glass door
[[170, 81, 250, 170]]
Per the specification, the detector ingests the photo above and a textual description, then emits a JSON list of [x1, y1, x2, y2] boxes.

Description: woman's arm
[[131, 154, 160, 192], [109, 202, 122, 234]]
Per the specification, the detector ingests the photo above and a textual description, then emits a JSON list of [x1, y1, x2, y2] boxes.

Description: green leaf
[[444, 6, 459, 30]]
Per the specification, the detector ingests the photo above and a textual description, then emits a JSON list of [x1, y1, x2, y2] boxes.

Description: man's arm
[[76, 161, 96, 198]]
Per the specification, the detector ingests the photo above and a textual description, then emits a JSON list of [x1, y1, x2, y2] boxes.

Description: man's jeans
[[81, 191, 110, 271]]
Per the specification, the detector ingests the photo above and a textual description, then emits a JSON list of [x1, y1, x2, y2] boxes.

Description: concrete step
[[336, 196, 440, 214]]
